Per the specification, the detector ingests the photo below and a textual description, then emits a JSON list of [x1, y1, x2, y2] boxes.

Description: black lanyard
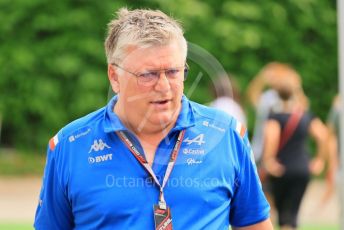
[[117, 130, 185, 209]]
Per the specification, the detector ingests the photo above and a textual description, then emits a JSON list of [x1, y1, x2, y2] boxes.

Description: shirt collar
[[103, 95, 195, 133], [103, 95, 127, 133], [171, 95, 196, 131]]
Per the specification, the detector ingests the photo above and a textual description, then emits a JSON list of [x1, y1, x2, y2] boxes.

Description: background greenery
[[0, 0, 338, 151]]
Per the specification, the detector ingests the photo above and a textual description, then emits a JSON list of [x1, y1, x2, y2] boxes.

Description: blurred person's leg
[[271, 175, 309, 229], [287, 175, 309, 228], [261, 177, 277, 225], [270, 176, 288, 228]]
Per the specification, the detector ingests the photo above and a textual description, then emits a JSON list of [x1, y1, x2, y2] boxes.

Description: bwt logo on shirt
[[88, 154, 113, 164], [88, 139, 111, 153]]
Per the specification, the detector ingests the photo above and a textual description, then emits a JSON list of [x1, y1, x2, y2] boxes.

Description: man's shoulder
[[187, 100, 250, 160], [188, 100, 248, 139], [189, 100, 238, 128], [54, 106, 106, 144]]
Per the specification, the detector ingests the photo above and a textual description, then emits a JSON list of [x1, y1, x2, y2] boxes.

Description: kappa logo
[[183, 134, 205, 146], [88, 154, 113, 164], [88, 139, 111, 153]]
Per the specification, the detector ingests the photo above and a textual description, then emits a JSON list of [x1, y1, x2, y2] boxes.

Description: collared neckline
[[171, 95, 195, 132], [103, 96, 127, 133], [103, 95, 195, 133]]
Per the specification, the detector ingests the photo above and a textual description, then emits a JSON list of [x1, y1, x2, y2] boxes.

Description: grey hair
[[104, 8, 187, 64]]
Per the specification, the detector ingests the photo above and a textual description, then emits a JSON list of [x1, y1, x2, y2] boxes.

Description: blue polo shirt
[[34, 95, 270, 229]]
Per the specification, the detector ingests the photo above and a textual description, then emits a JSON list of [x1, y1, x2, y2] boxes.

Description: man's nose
[[154, 71, 171, 92]]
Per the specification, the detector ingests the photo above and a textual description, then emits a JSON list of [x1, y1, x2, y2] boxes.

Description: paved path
[[0, 176, 41, 223], [0, 177, 340, 226], [299, 179, 340, 225]]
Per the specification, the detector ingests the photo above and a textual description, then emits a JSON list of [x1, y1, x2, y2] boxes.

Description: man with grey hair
[[34, 8, 272, 230]]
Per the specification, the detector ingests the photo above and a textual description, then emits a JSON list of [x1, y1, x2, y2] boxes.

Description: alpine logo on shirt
[[183, 134, 205, 146], [182, 134, 206, 166]]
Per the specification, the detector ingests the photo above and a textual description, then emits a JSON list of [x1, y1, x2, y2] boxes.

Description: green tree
[[0, 0, 337, 150]]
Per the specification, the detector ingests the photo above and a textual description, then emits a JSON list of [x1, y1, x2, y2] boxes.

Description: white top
[[210, 96, 247, 126], [251, 89, 282, 161]]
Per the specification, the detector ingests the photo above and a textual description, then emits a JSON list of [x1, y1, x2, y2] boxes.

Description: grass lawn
[[0, 148, 45, 175], [0, 223, 33, 230]]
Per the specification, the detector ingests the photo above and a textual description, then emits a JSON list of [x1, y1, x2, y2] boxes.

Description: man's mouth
[[151, 99, 170, 105]]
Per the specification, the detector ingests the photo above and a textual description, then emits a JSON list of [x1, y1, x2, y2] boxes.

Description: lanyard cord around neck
[[116, 130, 185, 209]]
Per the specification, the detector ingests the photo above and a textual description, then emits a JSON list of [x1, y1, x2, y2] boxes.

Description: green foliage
[[0, 0, 337, 150], [0, 148, 45, 175]]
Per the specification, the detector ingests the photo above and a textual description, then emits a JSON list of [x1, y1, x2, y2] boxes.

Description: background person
[[209, 75, 247, 126], [246, 62, 308, 162], [262, 66, 327, 230], [246, 62, 309, 223], [322, 95, 341, 204]]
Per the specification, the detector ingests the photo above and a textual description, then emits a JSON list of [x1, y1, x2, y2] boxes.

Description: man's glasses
[[111, 63, 189, 87]]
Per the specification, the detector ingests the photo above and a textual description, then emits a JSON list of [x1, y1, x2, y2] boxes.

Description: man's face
[[108, 41, 186, 132]]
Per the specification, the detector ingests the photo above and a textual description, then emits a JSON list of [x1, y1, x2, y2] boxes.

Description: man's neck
[[114, 106, 178, 146], [136, 123, 174, 145], [114, 102, 181, 166]]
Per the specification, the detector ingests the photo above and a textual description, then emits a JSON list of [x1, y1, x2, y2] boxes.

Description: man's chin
[[150, 114, 175, 128]]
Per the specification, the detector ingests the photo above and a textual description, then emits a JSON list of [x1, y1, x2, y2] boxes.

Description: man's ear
[[108, 64, 120, 93]]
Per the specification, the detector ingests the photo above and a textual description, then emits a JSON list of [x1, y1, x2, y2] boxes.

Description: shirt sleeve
[[34, 134, 74, 229], [229, 125, 270, 227]]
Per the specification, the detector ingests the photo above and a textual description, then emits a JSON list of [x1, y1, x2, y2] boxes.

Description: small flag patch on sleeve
[[49, 135, 59, 151], [235, 121, 246, 138]]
